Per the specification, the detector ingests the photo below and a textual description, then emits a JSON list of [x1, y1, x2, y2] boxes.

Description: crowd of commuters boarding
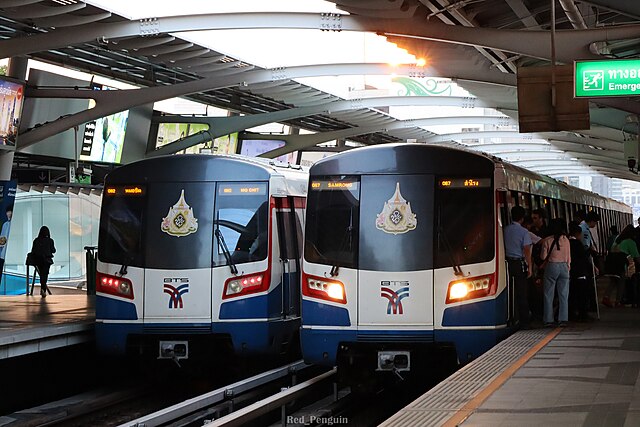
[[505, 207, 639, 329]]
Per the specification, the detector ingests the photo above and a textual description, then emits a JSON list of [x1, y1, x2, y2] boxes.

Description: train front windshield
[[99, 182, 269, 269], [305, 175, 494, 270]]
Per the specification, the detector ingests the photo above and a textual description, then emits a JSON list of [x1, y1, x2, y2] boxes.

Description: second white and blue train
[[95, 154, 307, 362]]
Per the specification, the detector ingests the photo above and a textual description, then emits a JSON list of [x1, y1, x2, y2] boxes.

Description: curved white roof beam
[[20, 63, 430, 147], [3, 11, 639, 63]]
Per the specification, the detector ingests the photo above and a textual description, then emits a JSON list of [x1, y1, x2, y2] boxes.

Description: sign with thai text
[[575, 59, 640, 97]]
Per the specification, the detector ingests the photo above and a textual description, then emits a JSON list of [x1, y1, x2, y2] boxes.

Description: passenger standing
[[531, 208, 550, 238], [580, 211, 601, 259], [540, 218, 571, 327], [568, 221, 592, 321], [606, 225, 619, 255], [603, 224, 640, 308], [31, 226, 56, 298], [504, 206, 533, 329]]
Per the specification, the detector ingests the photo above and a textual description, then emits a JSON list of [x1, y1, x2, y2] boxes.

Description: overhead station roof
[[1, 0, 640, 181]]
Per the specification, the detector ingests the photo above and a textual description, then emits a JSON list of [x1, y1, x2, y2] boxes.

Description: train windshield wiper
[[330, 207, 355, 277], [438, 226, 464, 276], [215, 215, 238, 275]]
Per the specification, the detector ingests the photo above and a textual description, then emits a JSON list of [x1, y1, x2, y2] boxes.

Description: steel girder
[[3, 12, 640, 63], [19, 63, 424, 148]]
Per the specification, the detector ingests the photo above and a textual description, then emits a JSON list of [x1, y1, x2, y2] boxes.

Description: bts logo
[[163, 278, 189, 309], [380, 281, 410, 315]]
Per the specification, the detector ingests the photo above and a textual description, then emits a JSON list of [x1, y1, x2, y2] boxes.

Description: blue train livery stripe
[[435, 327, 512, 363], [214, 318, 300, 354], [301, 328, 357, 366], [96, 295, 138, 320], [302, 299, 350, 326], [441, 288, 508, 327], [219, 282, 283, 319], [95, 322, 143, 355]]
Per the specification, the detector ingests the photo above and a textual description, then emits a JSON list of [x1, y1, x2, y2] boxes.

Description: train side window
[[275, 197, 301, 262]]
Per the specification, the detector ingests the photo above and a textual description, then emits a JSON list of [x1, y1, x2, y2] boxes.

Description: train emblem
[[163, 278, 189, 309], [375, 183, 417, 235], [161, 189, 198, 237], [380, 281, 410, 314]]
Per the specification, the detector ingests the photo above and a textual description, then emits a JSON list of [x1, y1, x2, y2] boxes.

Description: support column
[[0, 56, 28, 180]]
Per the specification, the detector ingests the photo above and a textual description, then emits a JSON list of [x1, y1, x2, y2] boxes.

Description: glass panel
[[69, 196, 83, 279], [99, 191, 146, 267], [359, 175, 434, 271], [214, 182, 269, 265], [435, 186, 494, 268], [146, 183, 214, 269], [43, 197, 69, 280], [305, 176, 360, 269]]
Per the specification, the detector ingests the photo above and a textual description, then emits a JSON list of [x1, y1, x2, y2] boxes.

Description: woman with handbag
[[603, 224, 640, 307], [540, 218, 571, 327], [31, 226, 56, 298]]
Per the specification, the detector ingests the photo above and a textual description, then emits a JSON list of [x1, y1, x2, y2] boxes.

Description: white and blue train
[[95, 155, 307, 362], [300, 144, 630, 382]]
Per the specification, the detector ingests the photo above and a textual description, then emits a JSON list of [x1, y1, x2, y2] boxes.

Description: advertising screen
[[0, 78, 25, 148], [156, 123, 237, 155], [239, 139, 297, 164], [80, 86, 129, 163]]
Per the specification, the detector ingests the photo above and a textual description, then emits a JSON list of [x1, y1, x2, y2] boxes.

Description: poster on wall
[[0, 78, 25, 148], [0, 180, 17, 283], [80, 85, 129, 163]]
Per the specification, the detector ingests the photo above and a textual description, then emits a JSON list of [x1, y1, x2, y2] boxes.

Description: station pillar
[[0, 56, 28, 180]]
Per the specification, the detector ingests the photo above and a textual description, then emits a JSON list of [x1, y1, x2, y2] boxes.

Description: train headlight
[[302, 274, 347, 304], [326, 283, 345, 300], [446, 273, 496, 304], [96, 272, 134, 299], [223, 272, 269, 299], [449, 282, 469, 300]]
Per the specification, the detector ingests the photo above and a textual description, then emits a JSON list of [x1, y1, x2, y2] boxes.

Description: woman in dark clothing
[[31, 226, 56, 298], [568, 221, 592, 321]]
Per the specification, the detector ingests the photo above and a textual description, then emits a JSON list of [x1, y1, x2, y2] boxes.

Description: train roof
[[310, 143, 630, 213], [310, 143, 495, 176], [106, 154, 308, 185]]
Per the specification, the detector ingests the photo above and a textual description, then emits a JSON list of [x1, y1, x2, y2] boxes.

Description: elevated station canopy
[[1, 0, 640, 181]]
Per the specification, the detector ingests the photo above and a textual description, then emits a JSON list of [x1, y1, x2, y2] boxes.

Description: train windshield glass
[[99, 188, 146, 267], [145, 183, 215, 269], [213, 182, 269, 265], [305, 176, 360, 269], [359, 175, 434, 271], [435, 183, 494, 268]]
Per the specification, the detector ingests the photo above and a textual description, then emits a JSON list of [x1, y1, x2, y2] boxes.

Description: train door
[[357, 175, 435, 328], [143, 183, 214, 322], [275, 196, 302, 318]]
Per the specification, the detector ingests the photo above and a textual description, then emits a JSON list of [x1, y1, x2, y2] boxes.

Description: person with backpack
[[540, 218, 571, 327], [31, 226, 56, 298], [603, 224, 640, 307]]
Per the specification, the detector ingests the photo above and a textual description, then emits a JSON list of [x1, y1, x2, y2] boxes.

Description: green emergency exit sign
[[575, 59, 640, 97]]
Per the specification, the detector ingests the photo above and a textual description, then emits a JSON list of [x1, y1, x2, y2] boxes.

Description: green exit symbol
[[583, 70, 604, 91]]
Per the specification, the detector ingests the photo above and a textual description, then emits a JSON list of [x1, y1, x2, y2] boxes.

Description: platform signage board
[[575, 59, 640, 97]]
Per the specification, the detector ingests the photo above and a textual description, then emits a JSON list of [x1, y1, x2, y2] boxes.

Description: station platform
[[383, 306, 640, 427], [0, 294, 95, 359]]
